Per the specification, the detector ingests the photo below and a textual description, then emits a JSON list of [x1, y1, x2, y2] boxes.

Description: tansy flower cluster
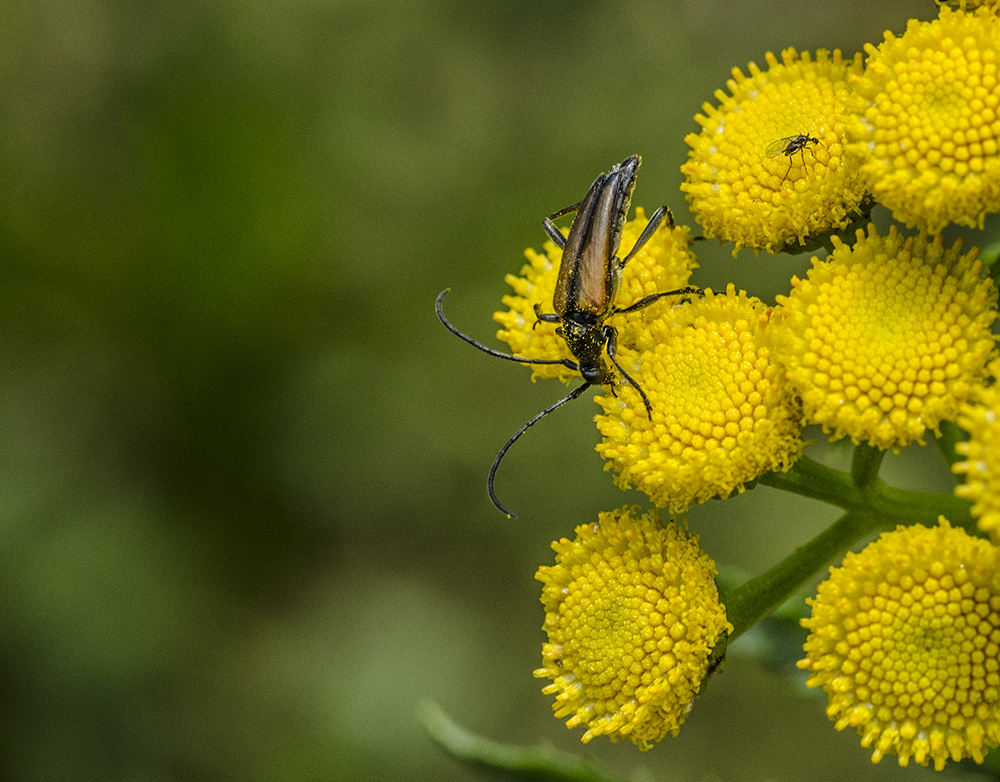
[[482, 191, 738, 746], [683, 9, 1000, 249], [439, 1, 1000, 773]]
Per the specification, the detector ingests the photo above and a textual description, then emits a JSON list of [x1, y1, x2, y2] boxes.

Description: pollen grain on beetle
[[534, 506, 731, 750], [594, 284, 804, 513]]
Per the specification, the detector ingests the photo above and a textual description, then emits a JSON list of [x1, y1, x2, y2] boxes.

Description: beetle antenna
[[436, 290, 579, 370], [488, 383, 592, 518]]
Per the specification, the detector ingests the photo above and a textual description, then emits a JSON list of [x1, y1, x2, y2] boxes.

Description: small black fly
[[766, 134, 822, 185]]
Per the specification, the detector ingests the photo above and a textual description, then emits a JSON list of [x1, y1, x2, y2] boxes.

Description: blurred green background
[[1, 1, 991, 780]]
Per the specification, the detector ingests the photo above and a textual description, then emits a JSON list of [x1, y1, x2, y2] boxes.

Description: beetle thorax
[[560, 320, 611, 385]]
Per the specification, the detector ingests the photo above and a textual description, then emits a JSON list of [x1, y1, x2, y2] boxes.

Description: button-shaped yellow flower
[[494, 209, 697, 382], [681, 48, 868, 255], [593, 285, 803, 513], [955, 358, 1000, 543], [774, 225, 998, 450], [799, 519, 1000, 770], [939, 1, 1000, 10], [534, 507, 730, 749], [847, 7, 1000, 232]]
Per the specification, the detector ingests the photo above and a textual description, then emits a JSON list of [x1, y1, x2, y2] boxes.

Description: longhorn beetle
[[766, 134, 823, 185], [436, 155, 699, 517]]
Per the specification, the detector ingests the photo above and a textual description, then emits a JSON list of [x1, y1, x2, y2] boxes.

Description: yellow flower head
[[681, 48, 868, 256], [494, 208, 697, 383], [938, 0, 1000, 10], [594, 285, 803, 513], [774, 225, 998, 450], [534, 507, 731, 749], [847, 8, 1000, 233], [955, 359, 1000, 542], [798, 519, 1000, 770]]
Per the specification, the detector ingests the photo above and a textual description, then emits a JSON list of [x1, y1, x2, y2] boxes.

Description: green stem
[[757, 455, 861, 508], [759, 453, 972, 523], [935, 420, 966, 472], [722, 508, 885, 640], [851, 443, 884, 487], [871, 480, 973, 528], [730, 447, 976, 641], [979, 237, 1000, 269], [419, 701, 628, 782]]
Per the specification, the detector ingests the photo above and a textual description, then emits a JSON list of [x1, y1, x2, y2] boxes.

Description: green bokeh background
[[1, 1, 990, 780]]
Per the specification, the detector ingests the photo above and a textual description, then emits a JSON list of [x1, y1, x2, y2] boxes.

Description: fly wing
[[552, 157, 639, 318], [766, 137, 794, 158]]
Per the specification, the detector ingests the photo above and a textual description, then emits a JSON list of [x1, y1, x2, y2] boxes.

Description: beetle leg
[[618, 204, 675, 269], [542, 218, 567, 248], [532, 303, 563, 330], [533, 303, 561, 321], [604, 326, 652, 418], [547, 200, 582, 222], [542, 199, 583, 249], [612, 286, 701, 316]]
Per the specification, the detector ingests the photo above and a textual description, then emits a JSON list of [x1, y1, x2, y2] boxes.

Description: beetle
[[436, 155, 698, 517], [766, 134, 822, 184]]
